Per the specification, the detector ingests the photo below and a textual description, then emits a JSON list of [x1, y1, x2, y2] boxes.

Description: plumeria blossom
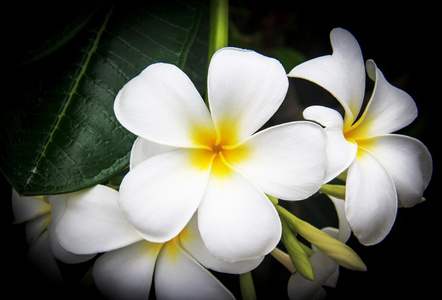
[[11, 190, 95, 283], [114, 47, 327, 261], [289, 28, 433, 245], [54, 184, 263, 300], [288, 196, 351, 300]]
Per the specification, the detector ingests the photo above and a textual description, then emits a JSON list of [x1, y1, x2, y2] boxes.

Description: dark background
[[2, 1, 439, 299]]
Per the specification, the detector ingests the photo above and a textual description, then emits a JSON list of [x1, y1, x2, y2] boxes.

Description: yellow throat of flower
[[189, 120, 250, 177]]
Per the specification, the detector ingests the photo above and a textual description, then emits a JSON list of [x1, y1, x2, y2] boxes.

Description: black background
[[2, 1, 440, 299]]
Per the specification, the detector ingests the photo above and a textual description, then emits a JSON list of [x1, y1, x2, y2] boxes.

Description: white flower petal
[[303, 106, 358, 182], [208, 47, 288, 144], [180, 214, 263, 274], [130, 137, 176, 169], [54, 185, 142, 255], [230, 121, 326, 200], [346, 148, 398, 245], [25, 213, 51, 244], [359, 134, 432, 207], [119, 148, 210, 243], [49, 222, 95, 264], [27, 231, 63, 285], [198, 171, 281, 262], [93, 241, 162, 300], [348, 60, 418, 137], [154, 240, 235, 300], [11, 190, 50, 223], [289, 28, 365, 128], [315, 230, 340, 289], [288, 252, 337, 300], [114, 63, 215, 148], [46, 193, 97, 263], [327, 196, 352, 243]]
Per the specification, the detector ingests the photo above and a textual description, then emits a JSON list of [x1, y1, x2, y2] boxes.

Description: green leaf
[[2, 1, 207, 196]]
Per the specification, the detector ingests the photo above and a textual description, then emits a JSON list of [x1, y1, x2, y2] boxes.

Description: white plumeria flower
[[288, 28, 432, 245], [11, 190, 95, 283], [113, 47, 327, 261], [288, 196, 350, 300], [54, 184, 263, 300]]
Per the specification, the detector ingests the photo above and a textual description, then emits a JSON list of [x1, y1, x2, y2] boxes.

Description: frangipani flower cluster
[[10, 28, 432, 300]]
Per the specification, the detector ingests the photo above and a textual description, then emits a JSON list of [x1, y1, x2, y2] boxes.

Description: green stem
[[239, 272, 256, 300], [205, 0, 229, 106], [208, 0, 229, 63], [319, 184, 346, 199], [270, 247, 296, 273]]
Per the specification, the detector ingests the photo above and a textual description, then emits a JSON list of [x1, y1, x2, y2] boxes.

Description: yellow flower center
[[189, 120, 250, 177], [343, 122, 376, 159]]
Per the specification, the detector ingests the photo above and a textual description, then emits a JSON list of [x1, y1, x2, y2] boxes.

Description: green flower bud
[[277, 205, 367, 272], [280, 218, 315, 281]]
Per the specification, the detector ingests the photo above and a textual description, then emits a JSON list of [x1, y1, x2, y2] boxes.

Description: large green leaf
[[1, 1, 208, 196]]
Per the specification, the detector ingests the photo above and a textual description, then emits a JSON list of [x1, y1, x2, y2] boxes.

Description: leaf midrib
[[22, 5, 114, 193]]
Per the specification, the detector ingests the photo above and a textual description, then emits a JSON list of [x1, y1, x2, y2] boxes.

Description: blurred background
[[2, 1, 439, 299]]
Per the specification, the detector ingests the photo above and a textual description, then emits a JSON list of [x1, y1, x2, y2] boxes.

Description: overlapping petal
[[93, 241, 162, 300], [154, 240, 235, 300], [229, 121, 326, 200], [346, 60, 418, 138], [24, 213, 51, 244], [289, 28, 365, 128], [11, 190, 50, 223], [47, 193, 95, 264], [27, 231, 63, 285], [49, 223, 96, 264], [359, 134, 432, 207], [54, 185, 142, 255], [327, 196, 351, 243], [208, 47, 289, 144], [114, 63, 215, 148], [346, 149, 398, 245], [130, 137, 176, 169], [119, 148, 211, 243], [180, 214, 264, 274], [303, 106, 358, 183], [198, 170, 281, 262]]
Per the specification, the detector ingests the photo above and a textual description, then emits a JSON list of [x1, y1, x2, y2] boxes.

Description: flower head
[[11, 190, 95, 283], [114, 47, 327, 261], [54, 184, 262, 300], [289, 28, 432, 245]]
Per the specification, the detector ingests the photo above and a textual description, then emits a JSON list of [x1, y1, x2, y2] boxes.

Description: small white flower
[[289, 28, 432, 245], [54, 184, 262, 300], [11, 190, 95, 283], [114, 47, 327, 261]]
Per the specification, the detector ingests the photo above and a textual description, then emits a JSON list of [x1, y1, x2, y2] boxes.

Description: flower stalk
[[319, 184, 346, 199], [270, 247, 296, 273], [208, 0, 229, 63], [239, 272, 257, 300]]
